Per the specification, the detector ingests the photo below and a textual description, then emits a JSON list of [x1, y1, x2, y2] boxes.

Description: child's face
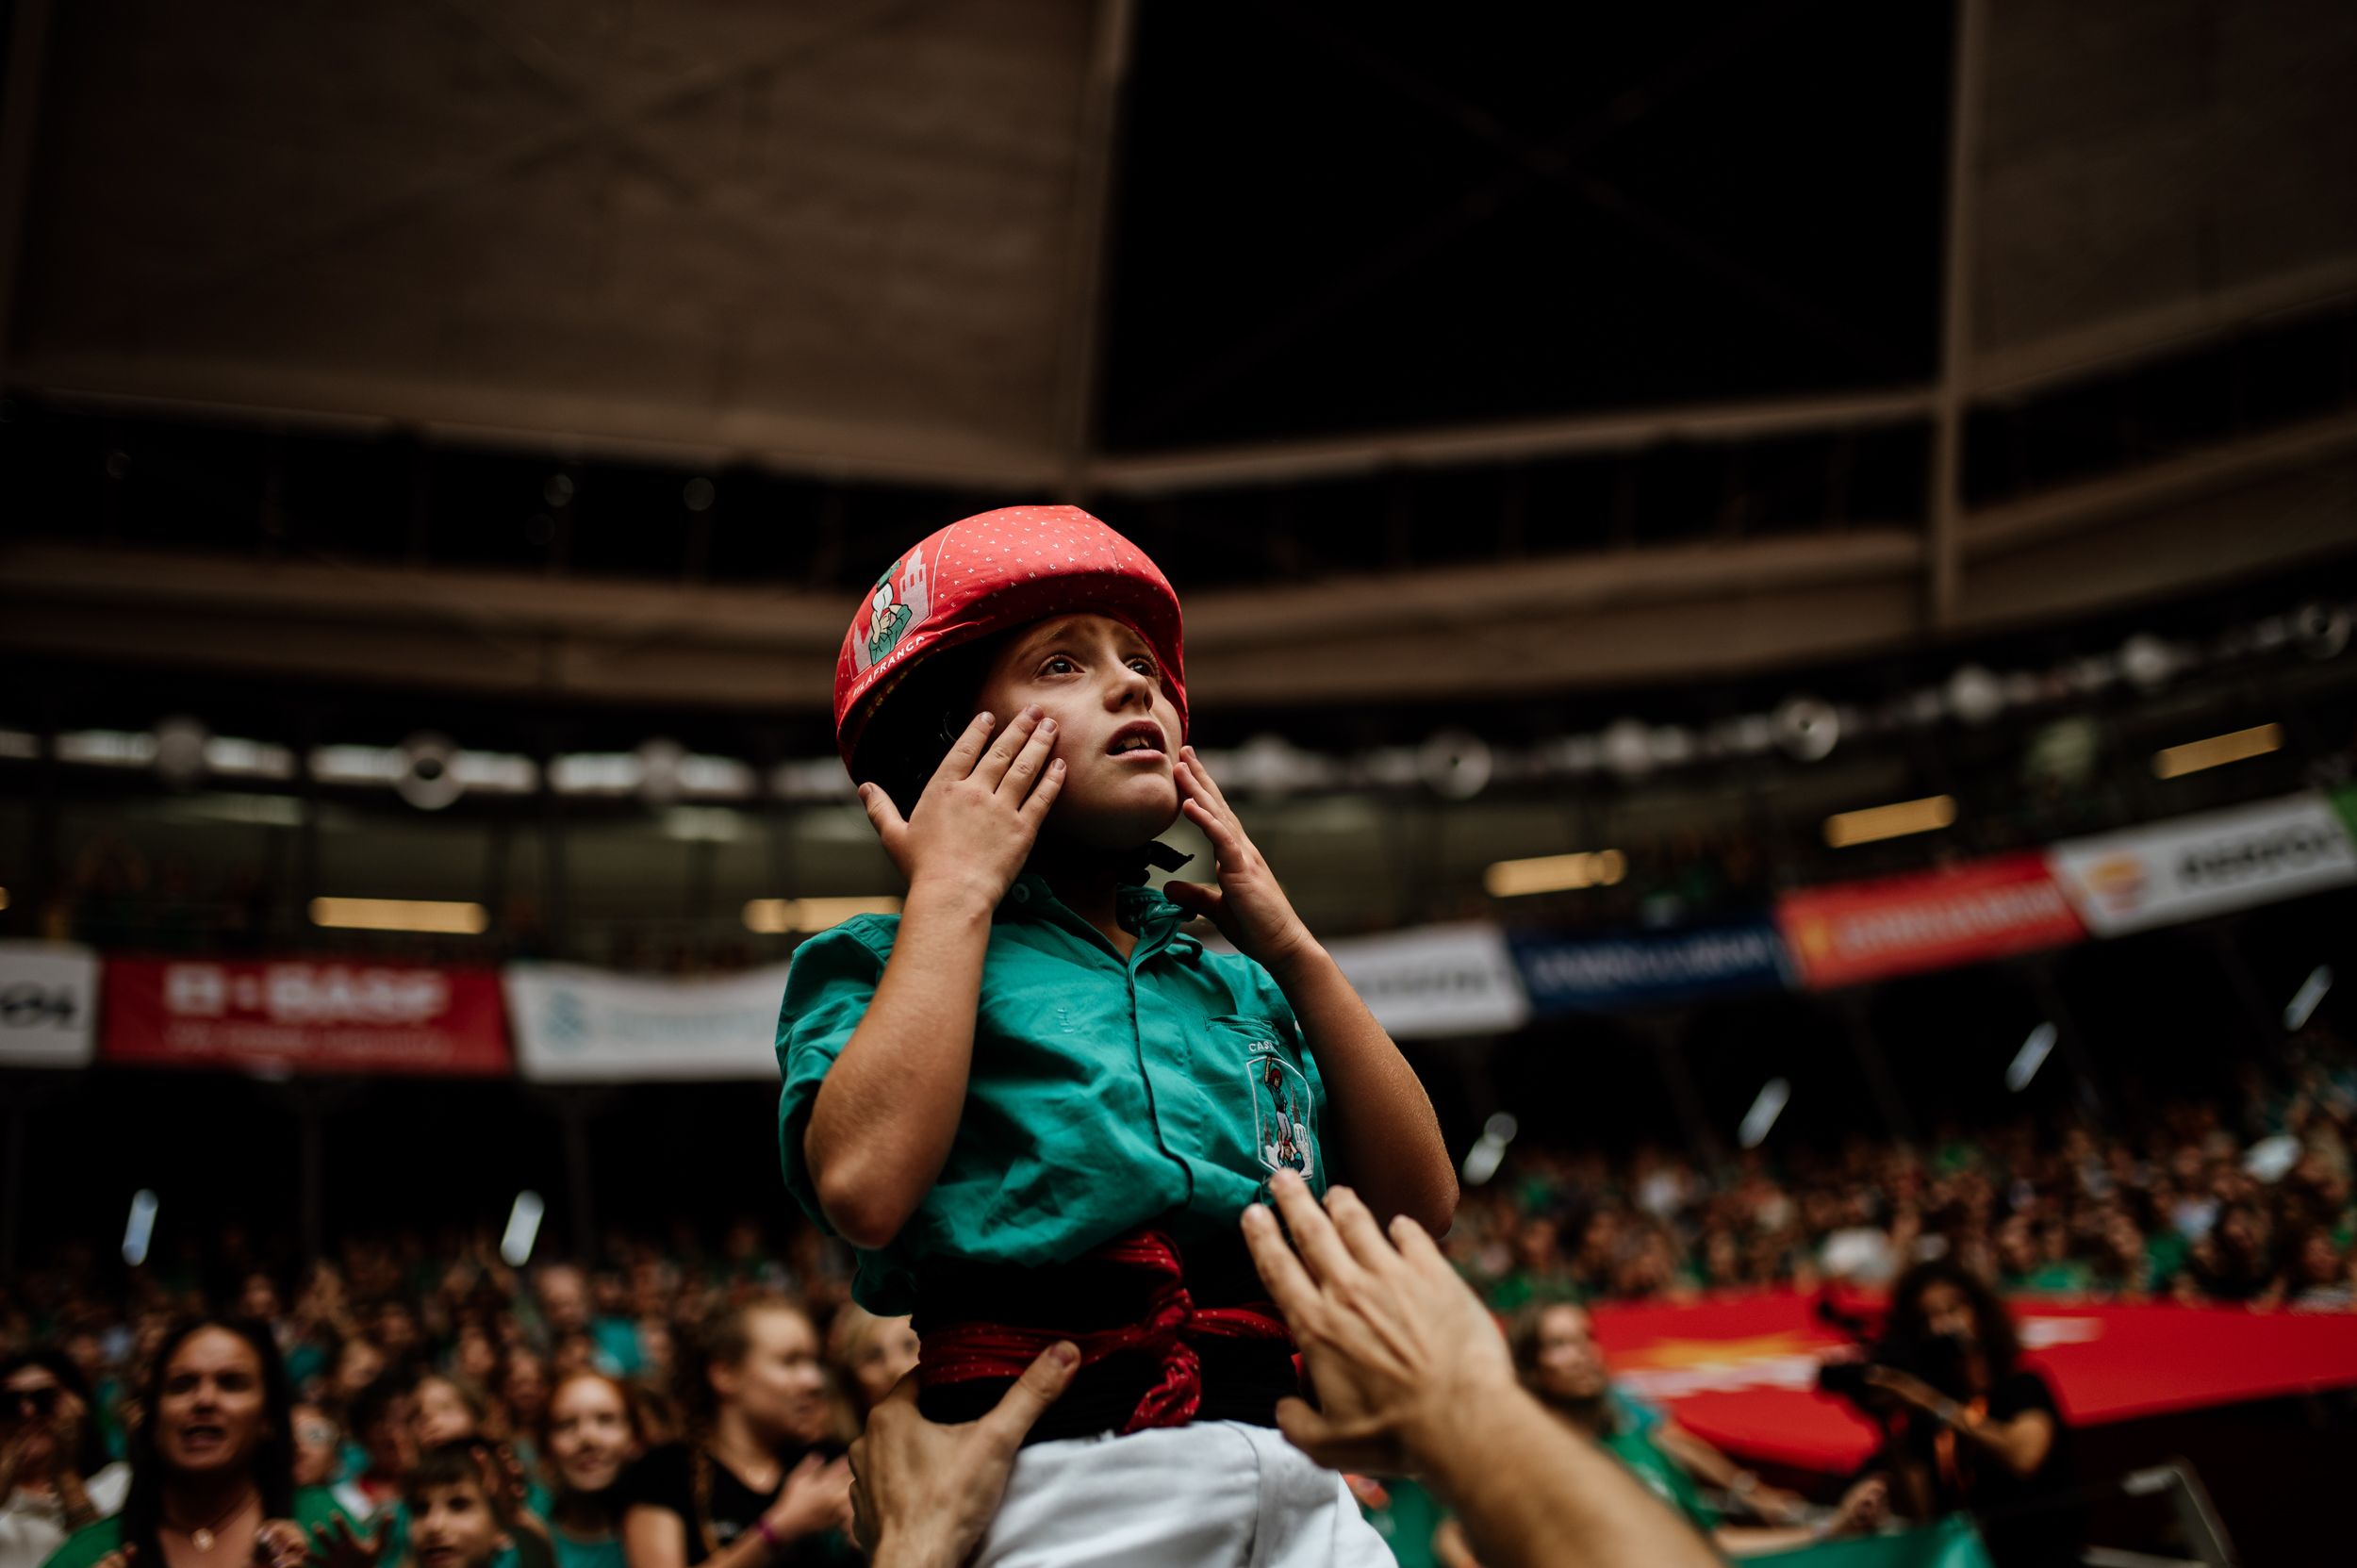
[[410, 1378, 476, 1448], [546, 1377, 636, 1494], [408, 1478, 507, 1568], [974, 613, 1182, 849]]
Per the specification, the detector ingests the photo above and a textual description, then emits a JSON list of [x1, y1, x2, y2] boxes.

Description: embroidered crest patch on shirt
[[1245, 1039, 1317, 1182]]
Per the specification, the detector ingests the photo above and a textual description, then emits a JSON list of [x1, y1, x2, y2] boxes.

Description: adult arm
[[1713, 1477, 1888, 1556], [802, 709, 1063, 1247], [1863, 1369, 2055, 1479], [1649, 1420, 1808, 1524], [1166, 747, 1457, 1234], [1240, 1173, 1717, 1568], [1953, 1408, 2055, 1478]]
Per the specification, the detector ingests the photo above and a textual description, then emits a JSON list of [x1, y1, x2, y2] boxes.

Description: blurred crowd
[[0, 1223, 908, 1568], [1451, 1032, 2357, 1314], [1, 1031, 2350, 1568]]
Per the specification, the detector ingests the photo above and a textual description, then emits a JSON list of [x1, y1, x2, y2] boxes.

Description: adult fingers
[[1269, 1170, 1366, 1290], [1271, 1400, 1395, 1473], [1386, 1213, 1451, 1271], [971, 706, 1045, 787], [1323, 1185, 1402, 1276], [1240, 1202, 1325, 1330], [979, 1342, 1080, 1447], [994, 715, 1058, 799]]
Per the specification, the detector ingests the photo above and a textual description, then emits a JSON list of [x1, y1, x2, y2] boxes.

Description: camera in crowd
[[1813, 1295, 1970, 1411]]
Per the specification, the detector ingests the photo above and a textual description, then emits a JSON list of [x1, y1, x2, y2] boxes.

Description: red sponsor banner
[[104, 957, 510, 1077], [1774, 853, 2085, 990], [1590, 1292, 2357, 1474]]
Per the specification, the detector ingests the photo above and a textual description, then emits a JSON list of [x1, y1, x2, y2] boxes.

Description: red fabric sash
[[915, 1229, 1296, 1434]]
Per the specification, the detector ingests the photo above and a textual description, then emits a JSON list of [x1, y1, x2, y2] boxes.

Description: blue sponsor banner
[[1508, 918, 1792, 1015]]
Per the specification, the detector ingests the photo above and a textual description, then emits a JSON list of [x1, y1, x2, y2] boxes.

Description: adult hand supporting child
[[1241, 1172, 1722, 1568], [847, 1342, 1079, 1568]]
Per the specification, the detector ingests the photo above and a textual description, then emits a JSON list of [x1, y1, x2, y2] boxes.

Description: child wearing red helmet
[[776, 506, 1456, 1564]]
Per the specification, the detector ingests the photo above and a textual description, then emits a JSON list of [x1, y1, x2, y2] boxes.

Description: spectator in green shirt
[[39, 1318, 341, 1568], [1503, 1301, 1890, 1557]]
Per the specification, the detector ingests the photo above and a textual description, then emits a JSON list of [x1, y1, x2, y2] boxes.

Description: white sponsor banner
[[1322, 923, 1531, 1039], [0, 941, 100, 1068], [2050, 791, 2357, 936], [505, 962, 795, 1081]]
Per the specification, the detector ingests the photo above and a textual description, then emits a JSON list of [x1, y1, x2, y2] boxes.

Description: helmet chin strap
[[1113, 840, 1195, 885]]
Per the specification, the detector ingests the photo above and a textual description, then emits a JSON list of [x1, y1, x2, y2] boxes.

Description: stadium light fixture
[[2006, 1022, 2058, 1093], [501, 1191, 546, 1268], [1460, 1113, 1521, 1187], [1821, 794, 1957, 849], [310, 897, 489, 934], [1482, 850, 1626, 899], [2284, 966, 2332, 1032], [1738, 1079, 1790, 1149], [123, 1190, 159, 1266], [744, 896, 905, 934], [2151, 722, 2283, 780]]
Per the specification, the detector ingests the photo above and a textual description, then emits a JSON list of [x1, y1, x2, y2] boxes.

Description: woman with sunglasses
[[38, 1318, 349, 1568], [1, 1352, 128, 1568]]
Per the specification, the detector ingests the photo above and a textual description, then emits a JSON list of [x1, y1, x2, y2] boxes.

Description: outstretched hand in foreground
[[1242, 1170, 1722, 1568]]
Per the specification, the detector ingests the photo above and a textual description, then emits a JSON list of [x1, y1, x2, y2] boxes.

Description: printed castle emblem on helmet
[[856, 547, 932, 673]]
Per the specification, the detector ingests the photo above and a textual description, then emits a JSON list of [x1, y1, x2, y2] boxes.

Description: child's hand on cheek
[[1165, 746, 1319, 980], [862, 707, 1066, 909]]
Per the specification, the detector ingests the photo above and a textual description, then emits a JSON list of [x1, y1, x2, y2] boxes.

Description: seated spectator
[[334, 1442, 541, 1568], [1498, 1302, 1887, 1558], [613, 1297, 850, 1568], [539, 1375, 643, 1568], [40, 1318, 338, 1568], [406, 1444, 513, 1568], [498, 1357, 552, 1465], [331, 1376, 414, 1527], [823, 1310, 916, 1420], [412, 1377, 490, 1453], [1867, 1261, 2082, 1568], [1, 1352, 127, 1568], [287, 1407, 340, 1492], [2283, 1230, 2354, 1311]]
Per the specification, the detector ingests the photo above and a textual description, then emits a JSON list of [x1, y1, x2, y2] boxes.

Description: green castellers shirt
[[775, 870, 1329, 1314], [41, 1489, 352, 1568]]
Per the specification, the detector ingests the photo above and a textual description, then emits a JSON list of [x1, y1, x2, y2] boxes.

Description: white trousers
[[972, 1421, 1397, 1568]]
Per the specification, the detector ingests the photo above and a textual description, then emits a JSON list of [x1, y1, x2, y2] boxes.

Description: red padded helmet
[[831, 505, 1187, 781]]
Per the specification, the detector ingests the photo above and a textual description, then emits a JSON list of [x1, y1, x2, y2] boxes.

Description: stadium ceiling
[[2, 0, 2355, 706]]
